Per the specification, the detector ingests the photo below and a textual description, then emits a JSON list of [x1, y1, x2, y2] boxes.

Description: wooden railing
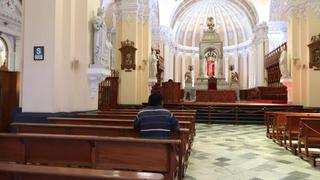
[[265, 43, 287, 87], [98, 70, 119, 110]]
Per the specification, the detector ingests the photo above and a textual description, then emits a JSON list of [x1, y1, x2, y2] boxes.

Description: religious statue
[[279, 46, 290, 79], [185, 65, 193, 83], [206, 17, 215, 31], [185, 72, 192, 83], [92, 7, 108, 66], [150, 49, 158, 78], [231, 71, 239, 82]]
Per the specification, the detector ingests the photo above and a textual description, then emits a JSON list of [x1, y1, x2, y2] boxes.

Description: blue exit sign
[[34, 46, 44, 61]]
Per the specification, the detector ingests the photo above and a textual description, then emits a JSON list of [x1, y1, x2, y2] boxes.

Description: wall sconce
[[71, 58, 80, 70], [293, 58, 299, 66], [138, 59, 148, 70]]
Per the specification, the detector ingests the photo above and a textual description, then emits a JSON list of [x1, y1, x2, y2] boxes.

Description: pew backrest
[[300, 118, 320, 137], [0, 133, 181, 179], [0, 163, 164, 180]]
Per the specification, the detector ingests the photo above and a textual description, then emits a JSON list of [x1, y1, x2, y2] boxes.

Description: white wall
[[22, 0, 100, 112]]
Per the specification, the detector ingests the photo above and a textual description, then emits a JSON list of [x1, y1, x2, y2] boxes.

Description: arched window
[[0, 37, 8, 67]]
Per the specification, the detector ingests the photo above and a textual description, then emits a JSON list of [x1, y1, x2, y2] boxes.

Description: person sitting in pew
[[134, 93, 180, 138]]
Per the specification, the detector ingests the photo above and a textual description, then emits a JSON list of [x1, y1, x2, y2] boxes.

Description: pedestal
[[148, 78, 157, 94], [184, 83, 196, 102], [195, 77, 208, 90], [281, 78, 293, 103]]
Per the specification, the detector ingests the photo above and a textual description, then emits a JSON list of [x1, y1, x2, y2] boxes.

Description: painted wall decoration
[[119, 40, 137, 71]]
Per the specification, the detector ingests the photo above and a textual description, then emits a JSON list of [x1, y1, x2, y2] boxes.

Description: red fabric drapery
[[207, 61, 215, 77]]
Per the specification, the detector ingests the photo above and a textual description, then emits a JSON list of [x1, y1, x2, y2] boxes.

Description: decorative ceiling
[[172, 0, 257, 47]]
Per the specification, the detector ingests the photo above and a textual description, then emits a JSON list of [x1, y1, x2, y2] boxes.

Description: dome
[[172, 0, 257, 47]]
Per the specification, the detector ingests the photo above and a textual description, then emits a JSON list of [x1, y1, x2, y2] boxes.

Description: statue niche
[[196, 17, 224, 90], [204, 49, 217, 77]]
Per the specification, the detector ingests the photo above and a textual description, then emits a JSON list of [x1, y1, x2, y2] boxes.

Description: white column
[[199, 54, 205, 78], [163, 43, 174, 81], [253, 23, 268, 87], [248, 46, 256, 88], [181, 53, 186, 88], [242, 52, 248, 89], [174, 53, 180, 82], [191, 54, 196, 87], [224, 55, 229, 81]]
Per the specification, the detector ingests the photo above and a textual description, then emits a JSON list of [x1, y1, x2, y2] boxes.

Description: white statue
[[279, 46, 290, 79], [92, 7, 107, 67], [150, 49, 158, 78]]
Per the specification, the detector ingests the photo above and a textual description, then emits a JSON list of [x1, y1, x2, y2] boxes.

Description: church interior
[[0, 0, 320, 179]]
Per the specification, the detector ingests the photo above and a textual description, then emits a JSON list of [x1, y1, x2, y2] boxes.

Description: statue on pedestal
[[279, 46, 290, 79], [185, 65, 194, 84], [150, 49, 158, 78], [92, 7, 107, 66]]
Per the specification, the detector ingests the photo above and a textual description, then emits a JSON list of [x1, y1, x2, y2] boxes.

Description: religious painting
[[119, 39, 137, 71], [308, 39, 320, 70]]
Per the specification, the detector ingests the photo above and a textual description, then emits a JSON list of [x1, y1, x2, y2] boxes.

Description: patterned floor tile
[[185, 124, 320, 180]]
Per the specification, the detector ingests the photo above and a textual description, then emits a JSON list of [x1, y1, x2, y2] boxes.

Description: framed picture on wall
[[34, 46, 44, 61]]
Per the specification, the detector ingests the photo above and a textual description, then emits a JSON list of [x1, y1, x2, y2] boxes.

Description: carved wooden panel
[[308, 40, 320, 70], [98, 70, 119, 110], [208, 77, 217, 90], [196, 90, 236, 102], [119, 40, 137, 71], [265, 43, 286, 87], [161, 80, 181, 104], [0, 71, 20, 132]]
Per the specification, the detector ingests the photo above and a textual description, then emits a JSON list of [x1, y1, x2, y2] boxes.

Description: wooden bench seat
[[0, 133, 182, 180], [107, 109, 197, 113], [298, 119, 320, 167], [11, 123, 190, 154], [11, 123, 191, 176], [284, 114, 320, 154], [97, 110, 196, 116], [48, 117, 192, 133], [270, 112, 320, 147], [0, 163, 164, 180], [77, 113, 196, 137]]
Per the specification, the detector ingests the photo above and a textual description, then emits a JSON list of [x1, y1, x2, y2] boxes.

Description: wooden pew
[[270, 112, 320, 149], [48, 117, 192, 132], [284, 114, 320, 154], [0, 133, 182, 180], [77, 113, 196, 137], [298, 119, 320, 167], [97, 110, 196, 116], [107, 109, 197, 113], [11, 123, 191, 176], [0, 163, 164, 180], [264, 111, 278, 139]]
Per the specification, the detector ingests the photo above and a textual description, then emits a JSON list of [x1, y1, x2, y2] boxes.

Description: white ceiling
[[158, 0, 270, 27]]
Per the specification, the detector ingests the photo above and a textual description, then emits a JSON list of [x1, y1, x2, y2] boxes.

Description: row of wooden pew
[[265, 111, 320, 166], [0, 108, 196, 180]]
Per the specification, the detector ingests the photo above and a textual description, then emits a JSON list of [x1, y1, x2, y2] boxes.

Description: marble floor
[[185, 124, 320, 180]]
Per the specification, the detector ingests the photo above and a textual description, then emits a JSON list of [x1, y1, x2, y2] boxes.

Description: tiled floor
[[185, 124, 320, 180]]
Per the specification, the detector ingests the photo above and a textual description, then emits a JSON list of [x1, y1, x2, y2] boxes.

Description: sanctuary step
[[163, 102, 303, 124]]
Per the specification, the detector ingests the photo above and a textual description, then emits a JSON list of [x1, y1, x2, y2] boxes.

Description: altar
[[183, 17, 239, 103], [196, 90, 237, 102]]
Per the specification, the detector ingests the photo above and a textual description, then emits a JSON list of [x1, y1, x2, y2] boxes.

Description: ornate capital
[[285, 0, 320, 18]]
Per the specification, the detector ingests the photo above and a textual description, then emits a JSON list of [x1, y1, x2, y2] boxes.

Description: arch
[[171, 0, 258, 48], [0, 36, 9, 67]]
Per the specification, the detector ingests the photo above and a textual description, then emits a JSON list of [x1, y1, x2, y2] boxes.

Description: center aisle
[[185, 124, 320, 180]]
